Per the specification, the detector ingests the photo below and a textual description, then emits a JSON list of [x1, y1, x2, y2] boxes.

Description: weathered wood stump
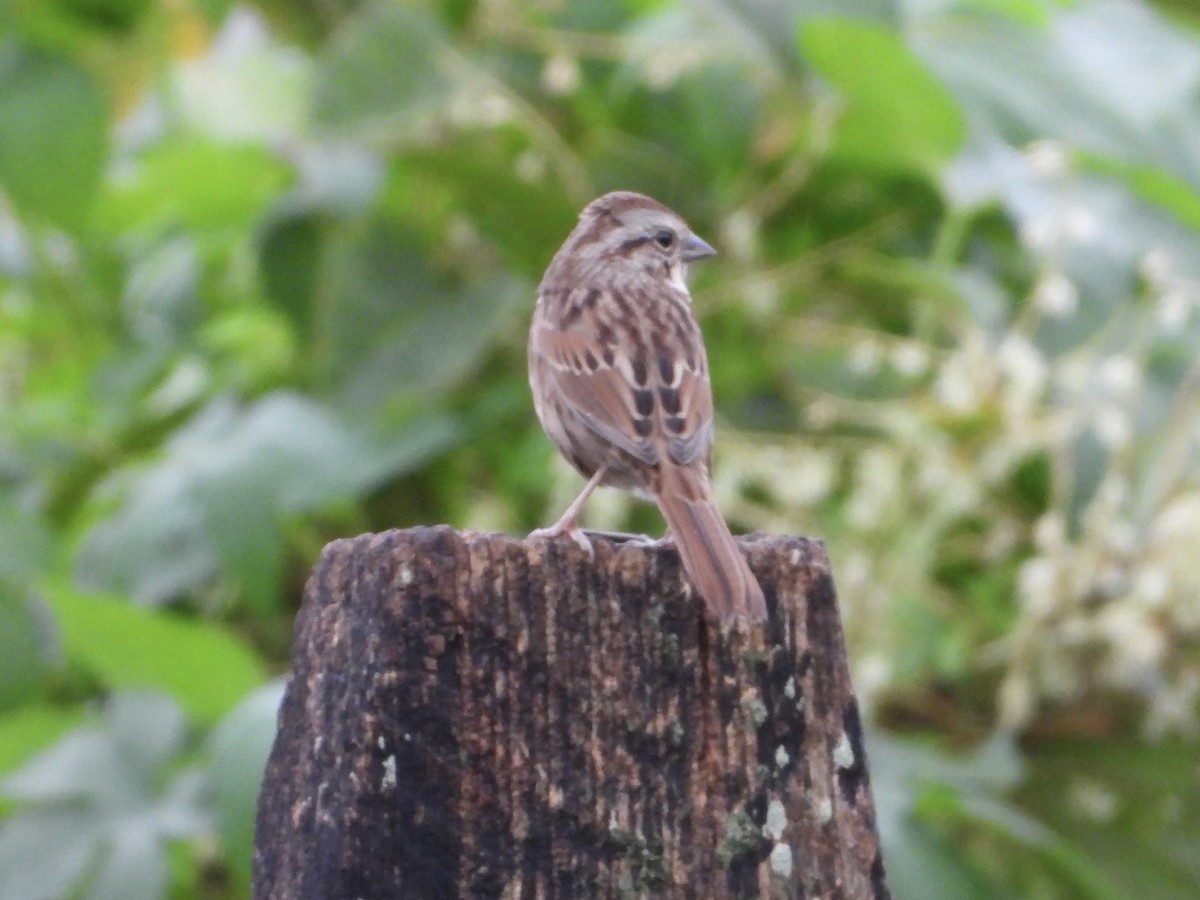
[[253, 527, 888, 899]]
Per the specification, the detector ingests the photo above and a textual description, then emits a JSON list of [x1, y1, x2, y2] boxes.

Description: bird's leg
[[527, 466, 608, 554]]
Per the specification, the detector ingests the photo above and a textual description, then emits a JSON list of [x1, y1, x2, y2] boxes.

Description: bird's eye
[[654, 230, 675, 249]]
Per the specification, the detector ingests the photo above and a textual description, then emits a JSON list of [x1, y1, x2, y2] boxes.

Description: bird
[[526, 190, 767, 624]]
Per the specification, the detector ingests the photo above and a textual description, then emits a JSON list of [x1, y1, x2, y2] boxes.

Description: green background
[[1, 0, 1199, 896]]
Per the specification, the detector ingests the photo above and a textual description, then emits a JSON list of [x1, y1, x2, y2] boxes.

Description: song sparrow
[[527, 191, 767, 623]]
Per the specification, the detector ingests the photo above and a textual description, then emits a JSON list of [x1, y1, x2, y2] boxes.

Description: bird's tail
[[655, 470, 767, 624]]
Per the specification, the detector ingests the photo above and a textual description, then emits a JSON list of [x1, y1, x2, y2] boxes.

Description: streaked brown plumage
[[527, 191, 767, 624]]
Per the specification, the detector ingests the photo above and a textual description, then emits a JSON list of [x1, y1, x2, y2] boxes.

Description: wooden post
[[252, 527, 889, 899]]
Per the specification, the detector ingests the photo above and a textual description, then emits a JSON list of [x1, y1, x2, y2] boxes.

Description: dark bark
[[253, 527, 889, 899]]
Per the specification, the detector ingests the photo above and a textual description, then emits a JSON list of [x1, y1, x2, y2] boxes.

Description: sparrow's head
[[546, 191, 716, 289], [579, 191, 716, 266]]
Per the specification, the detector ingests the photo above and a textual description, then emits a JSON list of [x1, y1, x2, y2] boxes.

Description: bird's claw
[[527, 524, 594, 557]]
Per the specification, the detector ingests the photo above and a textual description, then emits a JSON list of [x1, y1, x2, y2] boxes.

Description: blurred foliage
[[1, 0, 1199, 896]]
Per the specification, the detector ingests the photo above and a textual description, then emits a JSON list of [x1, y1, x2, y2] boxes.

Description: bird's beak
[[682, 233, 717, 262]]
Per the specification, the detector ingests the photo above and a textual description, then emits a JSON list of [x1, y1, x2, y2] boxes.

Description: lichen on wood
[[253, 526, 889, 899]]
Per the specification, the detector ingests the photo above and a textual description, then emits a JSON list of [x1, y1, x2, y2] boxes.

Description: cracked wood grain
[[252, 527, 889, 899]]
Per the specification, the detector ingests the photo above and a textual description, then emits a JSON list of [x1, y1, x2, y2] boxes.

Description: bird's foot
[[527, 523, 594, 556]]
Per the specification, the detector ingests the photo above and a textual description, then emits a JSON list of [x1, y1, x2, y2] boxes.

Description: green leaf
[[207, 679, 285, 885], [872, 732, 1019, 900], [0, 494, 58, 713], [604, 62, 763, 196], [798, 0, 898, 26], [915, 0, 1200, 175], [0, 592, 55, 712], [173, 25, 311, 143], [74, 392, 455, 610], [0, 493, 53, 586], [99, 139, 290, 236], [954, 0, 1054, 27], [310, 4, 454, 139], [800, 18, 966, 172], [58, 0, 155, 34], [323, 219, 526, 411], [0, 807, 98, 900], [0, 706, 83, 779], [883, 816, 1003, 900], [784, 340, 926, 401], [0, 45, 108, 229], [42, 584, 265, 724], [400, 142, 579, 279], [1081, 153, 1200, 230], [962, 794, 1126, 900], [0, 693, 208, 900], [1016, 736, 1200, 900], [258, 210, 328, 339], [121, 234, 201, 345]]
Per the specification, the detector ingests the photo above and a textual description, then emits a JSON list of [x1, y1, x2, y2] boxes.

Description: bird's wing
[[531, 281, 715, 478], [532, 322, 659, 467]]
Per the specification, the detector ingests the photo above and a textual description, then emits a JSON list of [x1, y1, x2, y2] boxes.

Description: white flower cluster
[[719, 210, 1199, 736]]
